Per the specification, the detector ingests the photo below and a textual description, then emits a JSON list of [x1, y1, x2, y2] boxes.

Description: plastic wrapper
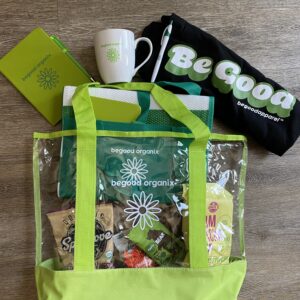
[[33, 135, 246, 270]]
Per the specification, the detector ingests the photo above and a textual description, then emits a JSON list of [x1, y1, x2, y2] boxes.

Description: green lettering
[[248, 83, 273, 108], [212, 60, 241, 94], [233, 75, 256, 100], [165, 45, 196, 76]]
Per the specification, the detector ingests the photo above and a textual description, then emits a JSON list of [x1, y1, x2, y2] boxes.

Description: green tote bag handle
[[72, 82, 210, 271], [88, 81, 201, 123], [136, 81, 201, 122]]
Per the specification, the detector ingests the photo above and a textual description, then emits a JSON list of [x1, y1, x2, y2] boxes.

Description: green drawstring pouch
[[33, 82, 247, 300]]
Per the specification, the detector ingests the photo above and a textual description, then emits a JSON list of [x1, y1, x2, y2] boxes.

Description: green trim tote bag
[[33, 82, 247, 300]]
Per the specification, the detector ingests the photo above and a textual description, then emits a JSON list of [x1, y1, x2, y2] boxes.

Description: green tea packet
[[128, 220, 186, 266]]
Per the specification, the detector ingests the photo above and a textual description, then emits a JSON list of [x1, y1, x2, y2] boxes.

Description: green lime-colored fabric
[[72, 83, 98, 271], [36, 258, 246, 300], [34, 130, 194, 139], [189, 138, 208, 268]]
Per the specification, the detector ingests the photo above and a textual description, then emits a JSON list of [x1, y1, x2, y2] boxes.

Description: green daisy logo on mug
[[37, 68, 59, 90], [106, 47, 120, 63]]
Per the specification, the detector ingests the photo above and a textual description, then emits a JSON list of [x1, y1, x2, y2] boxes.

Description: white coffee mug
[[94, 29, 153, 83]]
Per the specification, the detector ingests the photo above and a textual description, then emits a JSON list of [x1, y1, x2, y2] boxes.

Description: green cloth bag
[[58, 81, 214, 199], [33, 82, 247, 300]]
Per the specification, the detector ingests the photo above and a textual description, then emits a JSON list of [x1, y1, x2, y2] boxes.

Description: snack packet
[[206, 183, 233, 266], [95, 204, 114, 268], [47, 204, 114, 269], [123, 247, 155, 268], [113, 230, 155, 268], [181, 183, 233, 266], [128, 220, 186, 266], [47, 208, 75, 269]]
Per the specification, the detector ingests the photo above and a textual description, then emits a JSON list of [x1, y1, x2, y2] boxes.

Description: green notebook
[[0, 28, 92, 125]]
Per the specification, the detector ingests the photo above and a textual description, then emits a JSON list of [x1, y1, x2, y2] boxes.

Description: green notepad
[[0, 28, 92, 125]]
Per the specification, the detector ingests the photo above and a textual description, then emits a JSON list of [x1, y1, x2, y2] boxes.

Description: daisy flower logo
[[124, 192, 161, 230], [37, 68, 59, 90], [106, 47, 120, 63], [120, 157, 148, 182]]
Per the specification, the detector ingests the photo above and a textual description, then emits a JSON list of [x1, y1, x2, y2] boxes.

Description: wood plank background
[[0, 0, 299, 299]]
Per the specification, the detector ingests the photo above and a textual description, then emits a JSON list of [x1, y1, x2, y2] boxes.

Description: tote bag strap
[[72, 82, 209, 271], [135, 81, 202, 122]]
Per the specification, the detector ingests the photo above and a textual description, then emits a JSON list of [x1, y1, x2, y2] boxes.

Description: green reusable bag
[[58, 81, 214, 200], [33, 82, 247, 300]]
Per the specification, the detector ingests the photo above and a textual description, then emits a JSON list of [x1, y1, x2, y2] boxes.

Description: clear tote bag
[[33, 82, 247, 300]]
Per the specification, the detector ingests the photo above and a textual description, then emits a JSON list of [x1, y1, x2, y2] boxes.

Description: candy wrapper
[[113, 230, 155, 268], [128, 220, 186, 266]]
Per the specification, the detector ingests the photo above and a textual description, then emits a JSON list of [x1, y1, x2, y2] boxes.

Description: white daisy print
[[120, 157, 148, 181], [124, 191, 161, 230]]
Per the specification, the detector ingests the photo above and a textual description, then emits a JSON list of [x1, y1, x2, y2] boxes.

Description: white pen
[[151, 21, 173, 82]]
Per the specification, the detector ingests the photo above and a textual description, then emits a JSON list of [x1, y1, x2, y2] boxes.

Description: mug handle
[[133, 37, 153, 76]]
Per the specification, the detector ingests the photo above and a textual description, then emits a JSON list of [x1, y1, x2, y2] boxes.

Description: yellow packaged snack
[[181, 183, 233, 266], [206, 183, 233, 266]]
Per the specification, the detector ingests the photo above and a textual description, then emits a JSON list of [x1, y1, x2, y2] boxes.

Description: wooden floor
[[0, 0, 300, 299]]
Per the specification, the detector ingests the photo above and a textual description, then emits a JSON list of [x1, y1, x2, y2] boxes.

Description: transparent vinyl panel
[[34, 136, 246, 270]]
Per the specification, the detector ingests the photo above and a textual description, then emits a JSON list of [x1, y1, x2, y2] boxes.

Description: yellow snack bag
[[181, 183, 233, 266], [206, 183, 233, 266]]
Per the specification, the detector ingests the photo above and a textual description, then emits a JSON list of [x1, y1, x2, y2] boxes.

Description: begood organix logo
[[106, 47, 120, 63], [120, 157, 148, 182], [37, 68, 59, 90], [124, 191, 161, 230]]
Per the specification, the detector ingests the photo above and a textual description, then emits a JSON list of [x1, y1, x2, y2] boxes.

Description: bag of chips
[[47, 204, 114, 269]]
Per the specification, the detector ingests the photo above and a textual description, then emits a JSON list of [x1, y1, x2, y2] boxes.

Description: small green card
[[91, 96, 141, 123], [0, 28, 92, 125]]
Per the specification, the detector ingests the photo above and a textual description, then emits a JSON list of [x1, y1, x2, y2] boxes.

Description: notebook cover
[[0, 28, 92, 125]]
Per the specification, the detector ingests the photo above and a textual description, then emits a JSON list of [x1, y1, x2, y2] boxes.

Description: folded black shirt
[[136, 14, 300, 155]]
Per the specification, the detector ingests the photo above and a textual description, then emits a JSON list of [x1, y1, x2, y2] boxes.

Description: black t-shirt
[[136, 14, 300, 156]]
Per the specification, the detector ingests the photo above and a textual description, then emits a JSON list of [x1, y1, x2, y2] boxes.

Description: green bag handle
[[136, 81, 201, 122], [93, 82, 201, 123], [72, 82, 210, 271]]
